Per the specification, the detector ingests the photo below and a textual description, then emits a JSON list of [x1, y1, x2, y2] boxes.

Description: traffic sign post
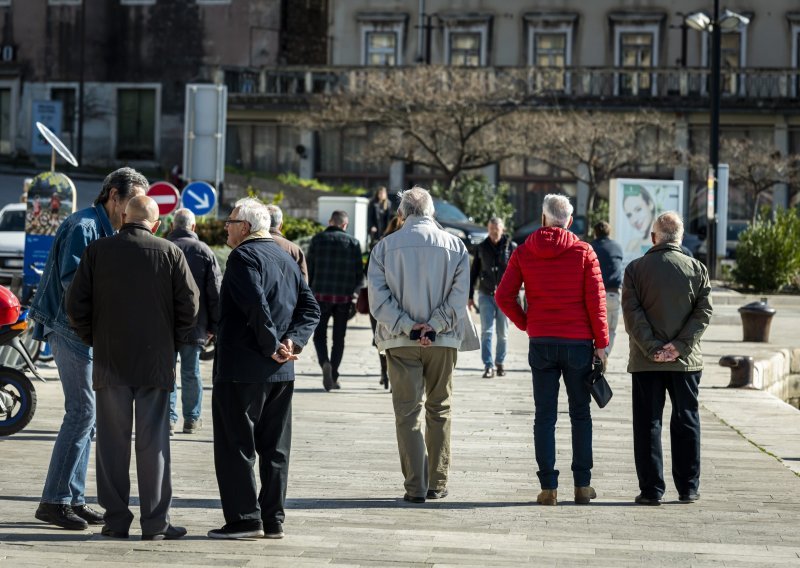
[[181, 181, 216, 216], [147, 182, 181, 216]]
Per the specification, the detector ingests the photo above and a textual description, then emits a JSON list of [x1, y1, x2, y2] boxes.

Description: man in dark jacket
[[307, 210, 363, 391], [266, 204, 308, 281], [590, 221, 623, 355], [496, 194, 608, 507], [67, 195, 199, 540], [622, 212, 712, 506], [469, 217, 516, 378], [209, 198, 319, 540], [167, 208, 222, 434]]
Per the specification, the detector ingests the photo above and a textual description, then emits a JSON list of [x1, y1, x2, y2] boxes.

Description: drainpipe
[[418, 0, 425, 63]]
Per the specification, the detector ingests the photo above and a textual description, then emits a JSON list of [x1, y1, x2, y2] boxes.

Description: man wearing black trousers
[[622, 212, 712, 506], [209, 198, 319, 540]]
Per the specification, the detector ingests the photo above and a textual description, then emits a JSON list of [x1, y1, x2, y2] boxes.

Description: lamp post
[[684, 3, 749, 279]]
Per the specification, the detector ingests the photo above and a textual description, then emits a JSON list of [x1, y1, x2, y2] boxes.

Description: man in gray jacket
[[368, 186, 478, 503], [622, 212, 712, 506]]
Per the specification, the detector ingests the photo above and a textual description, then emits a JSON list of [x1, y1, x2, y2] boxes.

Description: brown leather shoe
[[536, 489, 557, 506], [482, 367, 495, 378], [574, 486, 597, 505]]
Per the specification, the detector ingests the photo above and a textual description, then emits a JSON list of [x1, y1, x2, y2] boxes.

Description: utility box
[[317, 196, 370, 252]]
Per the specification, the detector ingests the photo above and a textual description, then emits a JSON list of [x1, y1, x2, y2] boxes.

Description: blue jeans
[[170, 344, 203, 423], [41, 332, 95, 506], [478, 293, 508, 368], [529, 341, 593, 489]]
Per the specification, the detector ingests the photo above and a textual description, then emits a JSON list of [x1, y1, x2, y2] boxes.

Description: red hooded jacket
[[496, 227, 609, 348]]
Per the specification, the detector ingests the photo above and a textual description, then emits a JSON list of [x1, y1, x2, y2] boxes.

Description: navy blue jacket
[[590, 236, 624, 290], [213, 237, 320, 383]]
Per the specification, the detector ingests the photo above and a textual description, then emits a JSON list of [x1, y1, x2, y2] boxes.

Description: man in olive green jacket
[[622, 212, 712, 506]]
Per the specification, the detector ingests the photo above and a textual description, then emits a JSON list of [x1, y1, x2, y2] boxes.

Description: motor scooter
[[0, 309, 45, 436]]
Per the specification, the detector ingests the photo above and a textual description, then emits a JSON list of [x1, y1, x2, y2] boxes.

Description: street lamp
[[683, 3, 749, 279]]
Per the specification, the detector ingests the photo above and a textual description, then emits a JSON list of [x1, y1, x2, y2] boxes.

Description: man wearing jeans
[[469, 217, 516, 378], [496, 194, 608, 507], [28, 167, 148, 530], [167, 208, 222, 434], [590, 222, 623, 355]]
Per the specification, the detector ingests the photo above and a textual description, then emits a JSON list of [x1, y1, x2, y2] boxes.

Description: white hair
[[266, 204, 283, 229], [234, 197, 271, 232], [653, 211, 684, 244], [173, 208, 195, 231], [398, 186, 435, 218], [542, 194, 574, 228]]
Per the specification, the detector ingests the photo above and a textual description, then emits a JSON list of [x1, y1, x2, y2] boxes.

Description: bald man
[[67, 195, 199, 540]]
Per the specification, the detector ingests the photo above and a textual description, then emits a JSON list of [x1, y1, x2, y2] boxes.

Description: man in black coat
[[67, 195, 199, 540], [167, 208, 222, 434], [590, 221, 623, 354], [208, 198, 320, 540]]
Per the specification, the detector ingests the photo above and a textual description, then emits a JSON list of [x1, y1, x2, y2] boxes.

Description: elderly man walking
[[496, 194, 608, 506], [469, 217, 516, 378], [622, 212, 712, 506], [167, 208, 222, 434], [369, 186, 478, 503], [30, 167, 147, 530], [209, 198, 319, 539], [67, 195, 199, 540]]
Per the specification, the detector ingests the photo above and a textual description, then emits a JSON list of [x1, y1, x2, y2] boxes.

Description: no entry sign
[[147, 182, 180, 216]]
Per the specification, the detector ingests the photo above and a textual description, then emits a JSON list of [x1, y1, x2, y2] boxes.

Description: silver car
[[0, 203, 26, 284]]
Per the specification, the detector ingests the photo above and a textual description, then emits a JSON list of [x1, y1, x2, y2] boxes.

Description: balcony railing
[[221, 65, 800, 108]]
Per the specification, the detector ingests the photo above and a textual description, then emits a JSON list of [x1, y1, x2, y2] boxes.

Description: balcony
[[223, 65, 800, 112]]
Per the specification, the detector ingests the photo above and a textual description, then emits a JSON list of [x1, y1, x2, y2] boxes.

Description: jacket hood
[[527, 226, 581, 258]]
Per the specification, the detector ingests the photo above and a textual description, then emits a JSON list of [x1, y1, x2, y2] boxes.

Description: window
[[0, 88, 10, 154], [441, 15, 491, 67], [610, 13, 664, 96], [226, 124, 300, 173], [525, 14, 576, 92], [358, 14, 406, 66], [117, 88, 156, 160], [51, 87, 77, 147], [700, 18, 749, 95], [792, 16, 800, 96]]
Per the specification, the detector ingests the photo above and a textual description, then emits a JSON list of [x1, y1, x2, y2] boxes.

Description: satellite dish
[[35, 121, 79, 169]]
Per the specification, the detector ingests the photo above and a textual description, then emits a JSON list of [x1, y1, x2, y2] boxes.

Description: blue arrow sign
[[181, 181, 216, 216]]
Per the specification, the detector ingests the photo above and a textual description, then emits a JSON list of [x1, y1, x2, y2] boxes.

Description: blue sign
[[31, 100, 63, 155], [181, 181, 216, 216]]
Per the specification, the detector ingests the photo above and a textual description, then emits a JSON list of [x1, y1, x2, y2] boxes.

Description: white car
[[0, 203, 26, 283]]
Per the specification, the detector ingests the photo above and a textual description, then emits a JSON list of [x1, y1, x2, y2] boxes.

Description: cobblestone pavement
[[1, 308, 799, 567]]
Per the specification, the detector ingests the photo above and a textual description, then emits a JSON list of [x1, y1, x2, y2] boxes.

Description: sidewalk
[[0, 299, 798, 567]]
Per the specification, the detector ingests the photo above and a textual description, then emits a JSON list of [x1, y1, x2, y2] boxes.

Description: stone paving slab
[[0, 311, 799, 567]]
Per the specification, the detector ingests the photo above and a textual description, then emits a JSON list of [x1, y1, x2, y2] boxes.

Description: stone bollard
[[719, 355, 755, 388], [738, 299, 776, 342]]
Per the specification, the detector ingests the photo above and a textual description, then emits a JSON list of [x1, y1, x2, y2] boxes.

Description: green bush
[[732, 209, 800, 293], [282, 216, 324, 241], [276, 173, 368, 196], [195, 218, 228, 247], [431, 176, 516, 231]]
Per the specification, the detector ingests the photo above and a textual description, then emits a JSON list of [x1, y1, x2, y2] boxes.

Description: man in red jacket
[[496, 194, 608, 507]]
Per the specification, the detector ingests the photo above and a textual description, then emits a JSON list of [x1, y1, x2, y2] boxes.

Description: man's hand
[[594, 348, 607, 371], [271, 338, 299, 363], [411, 323, 435, 348], [653, 342, 679, 363]]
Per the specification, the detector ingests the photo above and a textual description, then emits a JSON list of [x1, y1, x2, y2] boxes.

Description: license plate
[[4, 259, 23, 268]]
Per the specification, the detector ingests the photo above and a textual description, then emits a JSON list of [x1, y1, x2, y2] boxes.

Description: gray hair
[[234, 197, 271, 232], [542, 194, 574, 228], [488, 216, 504, 227], [397, 186, 435, 218], [652, 211, 684, 244], [266, 204, 283, 229], [95, 167, 149, 206], [173, 208, 196, 231]]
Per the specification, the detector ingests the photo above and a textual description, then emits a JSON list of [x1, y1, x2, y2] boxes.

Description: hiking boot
[[72, 504, 105, 525], [536, 489, 557, 506], [496, 364, 505, 377], [183, 419, 202, 434], [482, 367, 495, 379], [35, 503, 88, 530], [322, 362, 333, 391], [574, 486, 597, 505]]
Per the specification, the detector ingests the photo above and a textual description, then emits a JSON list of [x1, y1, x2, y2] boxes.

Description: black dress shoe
[[496, 364, 506, 377], [100, 525, 129, 539], [35, 503, 88, 530], [142, 524, 187, 541], [73, 504, 105, 525], [634, 494, 663, 506], [403, 494, 425, 504], [679, 492, 700, 503], [426, 488, 449, 500]]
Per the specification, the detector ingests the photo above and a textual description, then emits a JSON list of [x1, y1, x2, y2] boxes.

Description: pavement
[[0, 289, 799, 567]]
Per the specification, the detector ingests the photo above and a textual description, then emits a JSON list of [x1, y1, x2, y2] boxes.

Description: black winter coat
[[213, 237, 320, 383], [167, 228, 222, 345], [469, 235, 517, 298], [66, 223, 199, 390]]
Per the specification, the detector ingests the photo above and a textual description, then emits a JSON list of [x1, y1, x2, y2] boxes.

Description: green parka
[[622, 242, 713, 373]]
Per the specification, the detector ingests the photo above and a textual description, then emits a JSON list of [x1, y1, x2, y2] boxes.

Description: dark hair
[[330, 210, 349, 227], [94, 167, 149, 205], [593, 221, 611, 239]]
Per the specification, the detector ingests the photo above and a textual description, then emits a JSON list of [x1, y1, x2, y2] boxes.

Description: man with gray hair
[[266, 204, 307, 282], [369, 186, 479, 503], [469, 216, 516, 378], [496, 193, 608, 506], [167, 208, 222, 434], [622, 211, 712, 506]]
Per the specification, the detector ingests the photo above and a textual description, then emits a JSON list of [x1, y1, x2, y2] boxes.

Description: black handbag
[[585, 357, 613, 408]]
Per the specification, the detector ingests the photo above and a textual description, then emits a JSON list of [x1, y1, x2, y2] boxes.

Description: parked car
[[0, 203, 26, 284], [512, 215, 587, 245], [433, 199, 488, 252], [696, 219, 749, 259]]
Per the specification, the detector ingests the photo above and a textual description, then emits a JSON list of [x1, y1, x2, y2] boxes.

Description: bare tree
[[296, 66, 538, 187], [521, 109, 677, 213]]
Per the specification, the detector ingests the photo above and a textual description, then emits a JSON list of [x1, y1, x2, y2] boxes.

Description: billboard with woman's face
[[609, 179, 684, 267]]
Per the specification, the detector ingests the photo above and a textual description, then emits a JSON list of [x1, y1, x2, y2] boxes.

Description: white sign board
[[318, 196, 370, 252], [183, 84, 227, 186], [609, 178, 684, 267]]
